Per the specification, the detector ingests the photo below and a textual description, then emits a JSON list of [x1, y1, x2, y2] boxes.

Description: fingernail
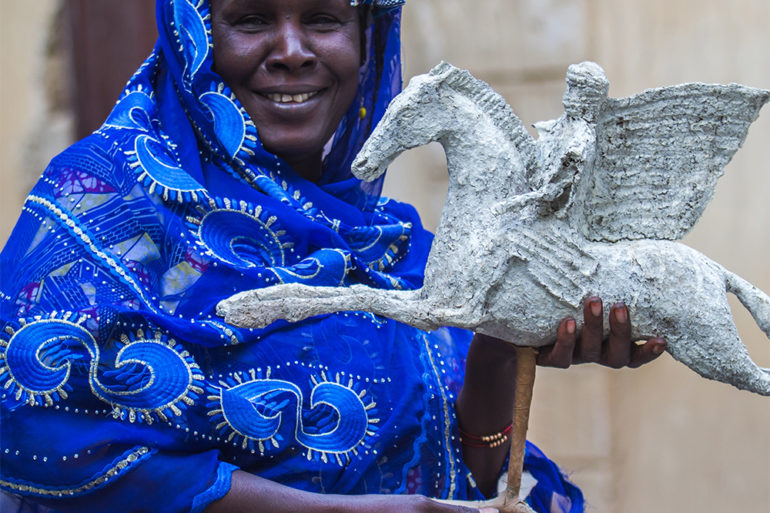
[[566, 318, 576, 334], [614, 304, 627, 323], [479, 509, 499, 513], [653, 342, 665, 355], [590, 299, 602, 317]]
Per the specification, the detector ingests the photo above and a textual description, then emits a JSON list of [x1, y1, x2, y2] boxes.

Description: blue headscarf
[[0, 1, 582, 512]]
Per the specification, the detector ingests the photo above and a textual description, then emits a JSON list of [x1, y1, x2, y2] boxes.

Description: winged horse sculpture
[[220, 61, 770, 396]]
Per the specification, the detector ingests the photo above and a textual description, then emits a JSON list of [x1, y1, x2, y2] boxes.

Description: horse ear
[[429, 61, 458, 78]]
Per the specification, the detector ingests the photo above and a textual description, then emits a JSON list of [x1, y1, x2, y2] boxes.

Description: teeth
[[266, 91, 318, 104]]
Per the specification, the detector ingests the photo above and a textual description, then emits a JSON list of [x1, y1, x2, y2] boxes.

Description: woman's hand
[[536, 296, 666, 369], [455, 334, 520, 496], [455, 297, 666, 496], [338, 494, 499, 513], [205, 471, 499, 513]]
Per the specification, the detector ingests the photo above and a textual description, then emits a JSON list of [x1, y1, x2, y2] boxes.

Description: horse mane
[[430, 62, 536, 166]]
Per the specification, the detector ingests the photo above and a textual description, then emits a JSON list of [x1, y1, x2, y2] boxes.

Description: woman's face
[[211, 0, 362, 181]]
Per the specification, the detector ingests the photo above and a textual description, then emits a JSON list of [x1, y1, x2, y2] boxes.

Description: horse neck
[[439, 93, 530, 206]]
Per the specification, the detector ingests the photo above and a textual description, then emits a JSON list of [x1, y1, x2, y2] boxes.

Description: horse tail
[[725, 269, 770, 339]]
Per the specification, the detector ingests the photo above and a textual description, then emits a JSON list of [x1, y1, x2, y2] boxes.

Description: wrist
[[459, 422, 513, 448]]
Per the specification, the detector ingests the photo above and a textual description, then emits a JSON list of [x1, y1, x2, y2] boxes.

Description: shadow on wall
[[0, 1, 157, 245], [68, 0, 157, 138]]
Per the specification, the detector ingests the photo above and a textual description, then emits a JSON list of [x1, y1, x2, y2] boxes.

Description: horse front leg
[[217, 284, 439, 330]]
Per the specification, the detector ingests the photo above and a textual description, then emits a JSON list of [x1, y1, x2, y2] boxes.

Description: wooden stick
[[437, 345, 539, 513], [503, 345, 538, 510]]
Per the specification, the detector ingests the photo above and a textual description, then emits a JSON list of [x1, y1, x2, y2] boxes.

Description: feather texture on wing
[[506, 223, 597, 308], [569, 83, 770, 242]]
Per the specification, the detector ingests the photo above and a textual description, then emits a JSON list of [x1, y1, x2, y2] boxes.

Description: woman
[[0, 1, 665, 512]]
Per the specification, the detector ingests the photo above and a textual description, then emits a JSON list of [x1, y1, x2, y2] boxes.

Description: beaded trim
[[350, 0, 406, 9], [0, 447, 151, 497]]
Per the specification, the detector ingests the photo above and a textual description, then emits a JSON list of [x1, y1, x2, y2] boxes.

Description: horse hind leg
[[217, 284, 439, 330], [667, 313, 770, 396]]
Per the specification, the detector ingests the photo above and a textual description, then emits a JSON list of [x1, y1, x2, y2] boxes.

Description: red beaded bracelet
[[459, 423, 513, 448]]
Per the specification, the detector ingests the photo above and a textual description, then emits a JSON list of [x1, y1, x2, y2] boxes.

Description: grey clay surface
[[219, 62, 770, 395]]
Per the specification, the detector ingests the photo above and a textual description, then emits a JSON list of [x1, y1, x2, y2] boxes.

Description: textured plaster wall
[[0, 0, 72, 245], [387, 1, 770, 512], [593, 1, 770, 512]]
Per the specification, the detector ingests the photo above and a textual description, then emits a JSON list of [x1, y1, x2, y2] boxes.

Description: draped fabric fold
[[0, 1, 582, 512]]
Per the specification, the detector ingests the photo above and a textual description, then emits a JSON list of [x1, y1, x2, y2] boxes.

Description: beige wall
[[0, 0, 72, 244], [387, 1, 770, 512], [1, 1, 768, 512]]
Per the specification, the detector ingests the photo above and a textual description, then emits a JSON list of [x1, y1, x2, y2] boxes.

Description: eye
[[234, 14, 269, 30], [305, 13, 342, 30]]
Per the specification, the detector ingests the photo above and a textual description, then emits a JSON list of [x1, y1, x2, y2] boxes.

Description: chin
[[262, 134, 327, 161]]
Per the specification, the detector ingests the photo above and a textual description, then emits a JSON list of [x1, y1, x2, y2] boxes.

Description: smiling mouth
[[262, 90, 322, 104]]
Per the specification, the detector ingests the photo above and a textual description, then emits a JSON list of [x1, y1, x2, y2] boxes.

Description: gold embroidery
[[421, 332, 456, 498], [24, 195, 158, 314], [208, 367, 378, 465], [0, 447, 150, 497]]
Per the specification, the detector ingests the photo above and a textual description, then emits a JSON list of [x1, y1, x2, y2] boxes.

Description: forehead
[[210, 0, 358, 11]]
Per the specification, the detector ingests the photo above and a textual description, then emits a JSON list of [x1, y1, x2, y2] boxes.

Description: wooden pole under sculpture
[[503, 346, 538, 513]]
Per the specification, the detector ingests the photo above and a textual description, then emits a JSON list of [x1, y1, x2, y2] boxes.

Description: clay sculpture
[[218, 61, 770, 396]]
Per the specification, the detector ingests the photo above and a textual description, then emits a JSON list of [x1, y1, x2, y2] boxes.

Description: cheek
[[330, 36, 363, 95], [212, 32, 255, 85], [211, 36, 234, 81]]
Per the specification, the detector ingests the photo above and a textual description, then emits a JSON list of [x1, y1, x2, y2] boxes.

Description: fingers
[[412, 495, 497, 513], [538, 298, 667, 371], [448, 503, 498, 513], [605, 302, 667, 369], [604, 303, 632, 368], [447, 507, 493, 513], [537, 317, 576, 368], [577, 296, 604, 363], [628, 337, 667, 368]]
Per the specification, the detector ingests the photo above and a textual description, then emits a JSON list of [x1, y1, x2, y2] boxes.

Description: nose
[[266, 21, 317, 72]]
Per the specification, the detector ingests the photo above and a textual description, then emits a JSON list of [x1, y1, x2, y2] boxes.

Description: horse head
[[353, 62, 536, 197], [352, 62, 459, 182]]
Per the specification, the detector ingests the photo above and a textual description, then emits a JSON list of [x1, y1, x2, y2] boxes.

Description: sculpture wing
[[570, 83, 769, 241], [507, 223, 597, 309]]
